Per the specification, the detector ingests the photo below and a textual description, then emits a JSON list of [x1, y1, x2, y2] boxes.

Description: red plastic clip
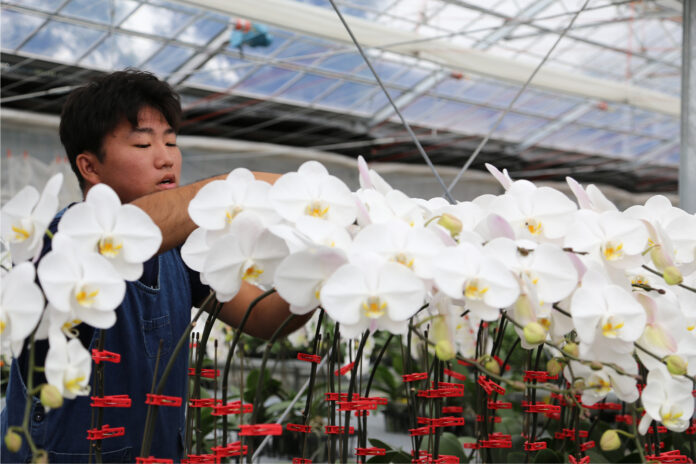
[[578, 431, 588, 439], [188, 398, 222, 408], [292, 459, 312, 464], [686, 423, 696, 435], [354, 410, 370, 417], [436, 381, 465, 391], [432, 417, 465, 427], [297, 352, 321, 363], [417, 388, 464, 398], [476, 415, 501, 423], [580, 441, 595, 452], [90, 395, 131, 408], [183, 454, 219, 463], [487, 400, 512, 410], [479, 439, 512, 448], [324, 392, 359, 402], [409, 426, 433, 436], [136, 458, 174, 464], [523, 370, 557, 382], [443, 368, 466, 382], [286, 423, 312, 433], [238, 423, 283, 436], [646, 450, 690, 463], [615, 414, 633, 425], [568, 456, 591, 464], [324, 425, 354, 435], [188, 368, 220, 379], [145, 394, 182, 407], [86, 424, 125, 440], [489, 433, 511, 440], [211, 401, 253, 416], [462, 442, 478, 449], [355, 447, 386, 456], [457, 359, 472, 367], [337, 400, 377, 411], [442, 406, 463, 414], [432, 455, 460, 464], [211, 441, 247, 457], [91, 349, 121, 364], [525, 403, 560, 414], [524, 441, 546, 451], [493, 355, 510, 371], [477, 376, 505, 396], [402, 372, 428, 382], [361, 396, 388, 405], [334, 361, 355, 376]]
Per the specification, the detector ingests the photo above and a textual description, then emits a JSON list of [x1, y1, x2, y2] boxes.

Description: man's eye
[[166, 143, 177, 147], [135, 144, 150, 148]]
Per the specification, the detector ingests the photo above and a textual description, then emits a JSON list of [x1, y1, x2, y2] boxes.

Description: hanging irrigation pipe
[[446, 0, 592, 194], [327, 0, 455, 204]]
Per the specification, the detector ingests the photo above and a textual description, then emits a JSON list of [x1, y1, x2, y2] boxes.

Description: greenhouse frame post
[[681, 0, 696, 213]]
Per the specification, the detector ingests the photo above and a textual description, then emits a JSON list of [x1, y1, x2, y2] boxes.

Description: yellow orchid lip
[[76, 288, 99, 307], [305, 201, 330, 218], [602, 241, 624, 261], [11, 225, 31, 242], [362, 296, 387, 319], [242, 265, 264, 281], [524, 219, 542, 235], [98, 237, 123, 258], [601, 318, 624, 338], [464, 279, 489, 300]]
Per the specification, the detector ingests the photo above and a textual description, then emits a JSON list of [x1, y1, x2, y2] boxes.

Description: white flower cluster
[[1, 177, 161, 399], [183, 158, 695, 434]]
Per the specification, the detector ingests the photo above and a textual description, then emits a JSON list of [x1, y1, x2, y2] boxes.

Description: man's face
[[93, 106, 181, 204]]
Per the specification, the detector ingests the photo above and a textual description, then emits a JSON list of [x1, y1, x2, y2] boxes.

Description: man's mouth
[[158, 176, 177, 189]]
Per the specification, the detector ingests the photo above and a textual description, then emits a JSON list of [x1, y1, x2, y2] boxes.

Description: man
[[1, 70, 304, 462]]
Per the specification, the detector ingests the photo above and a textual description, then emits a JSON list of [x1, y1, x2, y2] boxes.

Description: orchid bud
[[437, 213, 462, 238], [32, 450, 48, 464], [562, 342, 579, 358], [510, 380, 526, 391], [662, 266, 683, 286], [589, 361, 603, 371], [4, 430, 21, 453], [546, 358, 563, 377], [479, 355, 500, 376], [523, 321, 547, 346], [650, 244, 671, 271], [600, 430, 621, 451], [664, 354, 687, 376], [40, 384, 63, 410], [432, 315, 455, 361]]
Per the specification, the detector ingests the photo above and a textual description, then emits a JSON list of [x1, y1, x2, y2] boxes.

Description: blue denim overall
[[1, 247, 200, 463]]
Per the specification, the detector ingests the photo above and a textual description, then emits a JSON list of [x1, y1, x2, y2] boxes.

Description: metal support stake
[[681, 0, 696, 212]]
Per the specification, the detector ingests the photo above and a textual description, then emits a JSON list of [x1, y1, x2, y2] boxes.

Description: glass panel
[[316, 51, 365, 74], [280, 74, 336, 103], [276, 38, 333, 66], [350, 88, 402, 114], [184, 55, 245, 89], [178, 17, 226, 46], [318, 81, 376, 111], [143, 44, 194, 75], [449, 106, 501, 134], [394, 66, 430, 87], [514, 90, 583, 118], [3, 0, 63, 13], [355, 58, 407, 83], [80, 33, 160, 70], [492, 113, 548, 142], [0, 9, 44, 51], [62, 0, 139, 25], [121, 3, 192, 38], [235, 66, 299, 95], [21, 19, 103, 62]]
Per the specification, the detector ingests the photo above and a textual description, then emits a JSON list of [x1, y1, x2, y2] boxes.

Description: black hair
[[59, 69, 182, 189]]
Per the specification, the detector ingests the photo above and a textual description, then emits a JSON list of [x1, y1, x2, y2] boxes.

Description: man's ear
[[76, 152, 102, 186]]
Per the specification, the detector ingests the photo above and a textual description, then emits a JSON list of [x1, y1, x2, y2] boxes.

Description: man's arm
[[131, 171, 281, 253], [217, 282, 314, 340]]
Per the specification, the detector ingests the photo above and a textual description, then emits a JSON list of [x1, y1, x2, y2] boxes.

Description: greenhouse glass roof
[[0, 0, 685, 192]]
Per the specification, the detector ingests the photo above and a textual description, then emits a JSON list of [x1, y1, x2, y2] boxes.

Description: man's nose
[[154, 143, 175, 168]]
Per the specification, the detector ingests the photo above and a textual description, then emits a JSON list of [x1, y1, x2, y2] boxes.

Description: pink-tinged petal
[[357, 156, 373, 189], [566, 176, 592, 210], [378, 262, 425, 321], [320, 264, 369, 326], [112, 204, 162, 263], [485, 164, 512, 190], [85, 183, 120, 232], [484, 214, 515, 240], [586, 184, 617, 212], [188, 180, 233, 230]]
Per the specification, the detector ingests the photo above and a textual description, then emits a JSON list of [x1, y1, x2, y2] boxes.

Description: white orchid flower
[[484, 237, 578, 304], [354, 188, 427, 227], [352, 220, 444, 279], [37, 234, 125, 330], [269, 161, 357, 227], [489, 180, 577, 241], [188, 168, 279, 230], [357, 155, 393, 194], [570, 269, 646, 346], [320, 254, 426, 338], [45, 335, 92, 400], [565, 358, 638, 405], [274, 245, 348, 314], [200, 212, 288, 302], [431, 241, 519, 321], [639, 364, 694, 434], [565, 210, 648, 269], [1, 173, 63, 263], [56, 184, 161, 281], [0, 262, 45, 357], [485, 163, 514, 190], [566, 177, 618, 212]]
